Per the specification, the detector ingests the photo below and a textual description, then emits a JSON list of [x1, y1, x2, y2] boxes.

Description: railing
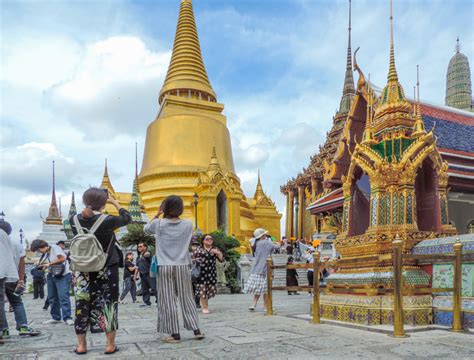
[[391, 238, 465, 337], [266, 238, 470, 337], [266, 252, 321, 324]]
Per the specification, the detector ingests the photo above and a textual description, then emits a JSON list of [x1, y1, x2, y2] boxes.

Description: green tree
[[207, 230, 241, 293], [120, 223, 155, 249]]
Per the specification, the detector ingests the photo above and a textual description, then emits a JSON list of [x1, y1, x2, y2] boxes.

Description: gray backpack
[[70, 214, 109, 272]]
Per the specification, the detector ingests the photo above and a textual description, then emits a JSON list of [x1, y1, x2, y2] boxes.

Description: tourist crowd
[[0, 188, 333, 353]]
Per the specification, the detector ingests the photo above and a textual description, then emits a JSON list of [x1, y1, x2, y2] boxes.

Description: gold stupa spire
[[387, 0, 398, 83], [413, 65, 426, 137], [159, 0, 216, 104], [254, 170, 265, 200], [206, 146, 222, 177], [100, 158, 116, 194], [45, 161, 62, 225], [372, 0, 411, 131], [338, 0, 355, 114]]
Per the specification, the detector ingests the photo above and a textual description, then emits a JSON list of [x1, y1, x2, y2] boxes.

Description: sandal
[[202, 308, 210, 314], [194, 329, 205, 340], [163, 333, 181, 343], [73, 348, 87, 355], [104, 347, 119, 355]]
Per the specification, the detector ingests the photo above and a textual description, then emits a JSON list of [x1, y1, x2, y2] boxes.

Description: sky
[[1, 0, 473, 242]]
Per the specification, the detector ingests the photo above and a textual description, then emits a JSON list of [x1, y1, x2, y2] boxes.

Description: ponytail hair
[[81, 187, 108, 218]]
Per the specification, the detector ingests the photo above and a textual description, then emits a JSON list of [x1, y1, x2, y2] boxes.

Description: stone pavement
[[1, 292, 473, 359]]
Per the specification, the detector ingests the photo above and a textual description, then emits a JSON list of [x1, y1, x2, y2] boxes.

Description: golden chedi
[[135, 0, 280, 250]]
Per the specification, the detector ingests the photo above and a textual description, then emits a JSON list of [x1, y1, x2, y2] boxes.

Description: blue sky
[[1, 0, 473, 241]]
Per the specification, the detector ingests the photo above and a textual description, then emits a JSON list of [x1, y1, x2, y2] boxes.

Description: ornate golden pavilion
[[99, 0, 281, 250], [281, 0, 474, 325]]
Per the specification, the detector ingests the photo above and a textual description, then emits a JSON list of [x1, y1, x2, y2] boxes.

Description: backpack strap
[[89, 214, 108, 235], [72, 215, 84, 235]]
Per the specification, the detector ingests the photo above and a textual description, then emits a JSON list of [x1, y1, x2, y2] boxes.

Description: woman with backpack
[[144, 195, 204, 343], [69, 188, 131, 355]]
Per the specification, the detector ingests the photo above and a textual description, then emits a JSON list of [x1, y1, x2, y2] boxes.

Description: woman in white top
[[145, 195, 204, 343]]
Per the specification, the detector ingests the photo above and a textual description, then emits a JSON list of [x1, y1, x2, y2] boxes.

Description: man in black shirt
[[119, 252, 138, 303], [136, 243, 155, 306]]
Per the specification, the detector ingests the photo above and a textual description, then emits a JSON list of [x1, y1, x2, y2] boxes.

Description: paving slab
[[1, 292, 473, 359]]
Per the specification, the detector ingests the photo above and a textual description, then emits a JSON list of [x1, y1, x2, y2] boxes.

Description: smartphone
[[102, 188, 109, 196]]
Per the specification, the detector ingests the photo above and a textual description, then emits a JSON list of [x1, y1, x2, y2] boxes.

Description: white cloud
[[1, 0, 472, 240], [0, 142, 76, 192], [46, 36, 170, 136]]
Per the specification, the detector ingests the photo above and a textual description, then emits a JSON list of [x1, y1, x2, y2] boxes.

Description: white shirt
[[10, 236, 26, 268], [47, 244, 70, 275], [0, 229, 19, 283]]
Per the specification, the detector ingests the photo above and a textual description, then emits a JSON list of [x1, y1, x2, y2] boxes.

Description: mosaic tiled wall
[[319, 294, 432, 326], [432, 263, 474, 296]]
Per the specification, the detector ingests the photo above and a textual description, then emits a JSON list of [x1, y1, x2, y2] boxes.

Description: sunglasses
[[204, 237, 213, 241]]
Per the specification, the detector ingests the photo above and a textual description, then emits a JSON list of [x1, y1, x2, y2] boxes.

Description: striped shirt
[[144, 218, 193, 266]]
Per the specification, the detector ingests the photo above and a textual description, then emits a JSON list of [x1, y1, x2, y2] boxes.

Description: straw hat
[[253, 228, 268, 240]]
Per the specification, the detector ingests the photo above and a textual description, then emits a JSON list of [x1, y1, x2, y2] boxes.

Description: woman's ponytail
[[81, 206, 94, 218]]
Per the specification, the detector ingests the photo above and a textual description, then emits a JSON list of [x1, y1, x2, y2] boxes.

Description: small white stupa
[[37, 161, 67, 245]]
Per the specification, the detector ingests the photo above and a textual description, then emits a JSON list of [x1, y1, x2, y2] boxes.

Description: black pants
[[120, 277, 137, 302], [307, 270, 314, 292], [140, 273, 156, 305], [33, 280, 45, 299], [192, 282, 200, 306]]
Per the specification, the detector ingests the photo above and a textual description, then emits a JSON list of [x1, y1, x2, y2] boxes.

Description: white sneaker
[[43, 319, 62, 324], [65, 319, 74, 325]]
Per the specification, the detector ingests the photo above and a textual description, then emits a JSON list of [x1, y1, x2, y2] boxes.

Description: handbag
[[46, 252, 66, 277], [150, 255, 158, 278], [191, 263, 201, 282], [50, 264, 66, 277]]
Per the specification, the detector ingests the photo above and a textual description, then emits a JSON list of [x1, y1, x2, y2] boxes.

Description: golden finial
[[104, 158, 109, 177], [388, 0, 398, 82], [413, 65, 426, 137]]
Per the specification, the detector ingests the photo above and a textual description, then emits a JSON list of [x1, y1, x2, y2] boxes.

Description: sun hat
[[253, 228, 268, 240]]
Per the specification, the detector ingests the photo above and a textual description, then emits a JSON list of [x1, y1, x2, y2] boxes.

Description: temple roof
[[421, 108, 474, 153], [159, 0, 216, 104]]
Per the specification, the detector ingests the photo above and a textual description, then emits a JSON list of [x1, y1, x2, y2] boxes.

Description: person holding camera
[[30, 239, 73, 326], [144, 195, 204, 343], [68, 187, 131, 355]]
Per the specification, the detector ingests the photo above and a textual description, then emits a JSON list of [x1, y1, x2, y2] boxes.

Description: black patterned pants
[[74, 266, 119, 334]]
